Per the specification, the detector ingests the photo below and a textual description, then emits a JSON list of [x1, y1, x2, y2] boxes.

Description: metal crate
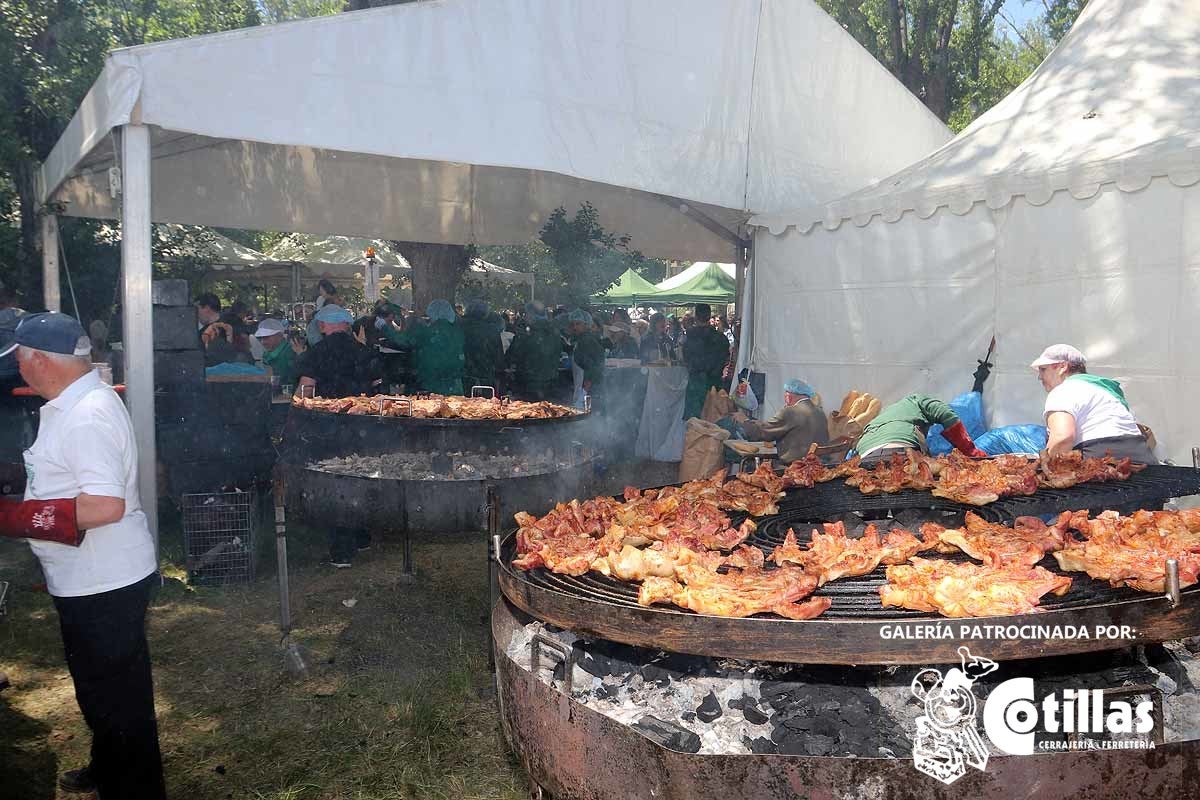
[[182, 490, 256, 585]]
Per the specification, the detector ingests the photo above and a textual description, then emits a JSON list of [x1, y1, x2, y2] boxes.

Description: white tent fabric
[[468, 259, 533, 286], [266, 233, 411, 278], [40, 0, 949, 261], [747, 0, 1200, 464], [655, 262, 735, 292]]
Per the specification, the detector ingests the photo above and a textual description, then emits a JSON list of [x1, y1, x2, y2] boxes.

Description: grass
[[0, 511, 528, 800]]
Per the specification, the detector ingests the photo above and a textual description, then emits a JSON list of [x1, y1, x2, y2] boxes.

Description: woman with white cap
[[1031, 344, 1156, 463]]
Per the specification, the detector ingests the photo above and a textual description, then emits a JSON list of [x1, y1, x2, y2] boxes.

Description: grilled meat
[[929, 452, 1039, 506], [879, 557, 1072, 617], [1038, 451, 1146, 490], [923, 512, 1070, 568], [770, 522, 933, 585], [294, 393, 579, 420], [638, 564, 831, 620], [844, 451, 937, 495], [781, 447, 861, 489], [1053, 508, 1200, 592]]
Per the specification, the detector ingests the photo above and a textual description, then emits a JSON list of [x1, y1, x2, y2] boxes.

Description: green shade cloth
[[591, 269, 661, 305], [651, 262, 736, 305]]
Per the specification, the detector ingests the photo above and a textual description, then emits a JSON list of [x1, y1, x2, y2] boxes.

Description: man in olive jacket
[[738, 379, 829, 463]]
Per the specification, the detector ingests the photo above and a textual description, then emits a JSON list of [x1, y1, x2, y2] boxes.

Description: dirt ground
[[0, 460, 680, 800]]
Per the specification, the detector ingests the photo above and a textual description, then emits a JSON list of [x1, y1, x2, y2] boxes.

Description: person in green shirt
[[506, 302, 565, 401], [381, 299, 465, 395], [462, 300, 504, 393], [855, 393, 987, 463], [253, 317, 299, 388], [568, 309, 605, 395], [682, 303, 730, 420]]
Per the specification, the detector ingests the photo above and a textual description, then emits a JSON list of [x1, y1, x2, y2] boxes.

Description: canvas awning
[[651, 261, 736, 305], [591, 269, 661, 305]]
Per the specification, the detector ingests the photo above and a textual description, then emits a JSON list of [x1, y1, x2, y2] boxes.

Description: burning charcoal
[[594, 683, 620, 701], [634, 715, 701, 754], [780, 712, 815, 732], [696, 691, 723, 723], [744, 736, 777, 755], [807, 716, 840, 739], [640, 664, 672, 686], [742, 700, 769, 726], [681, 711, 696, 723], [803, 734, 837, 757]]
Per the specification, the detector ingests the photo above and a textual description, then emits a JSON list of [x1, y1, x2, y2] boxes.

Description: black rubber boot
[[58, 767, 97, 794]]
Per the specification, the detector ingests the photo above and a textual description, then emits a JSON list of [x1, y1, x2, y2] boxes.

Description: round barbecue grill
[[497, 465, 1200, 665], [281, 401, 597, 541]]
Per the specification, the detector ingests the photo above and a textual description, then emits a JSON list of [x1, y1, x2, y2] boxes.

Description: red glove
[[0, 498, 84, 547], [942, 420, 988, 458]]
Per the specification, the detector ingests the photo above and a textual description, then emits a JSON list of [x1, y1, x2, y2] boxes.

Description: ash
[[506, 623, 1200, 757], [311, 450, 574, 481], [506, 621, 915, 757]]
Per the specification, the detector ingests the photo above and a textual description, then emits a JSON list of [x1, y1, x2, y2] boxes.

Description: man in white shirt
[[2, 312, 165, 798], [1031, 344, 1156, 463]]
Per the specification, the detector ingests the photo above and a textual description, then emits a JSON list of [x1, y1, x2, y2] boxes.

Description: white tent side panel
[[751, 205, 998, 419], [751, 178, 1200, 464], [747, 0, 951, 212]]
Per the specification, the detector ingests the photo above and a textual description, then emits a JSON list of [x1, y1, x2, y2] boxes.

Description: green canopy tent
[[650, 262, 736, 305], [590, 268, 661, 305]]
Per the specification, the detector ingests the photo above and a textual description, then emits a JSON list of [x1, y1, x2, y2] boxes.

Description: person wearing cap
[[462, 300, 504, 393], [855, 394, 988, 463], [305, 279, 342, 345], [380, 299, 465, 395], [735, 379, 830, 464], [567, 308, 606, 397], [506, 301, 566, 401], [1031, 344, 1156, 463], [295, 304, 381, 399], [639, 312, 673, 364], [253, 317, 299, 388], [1, 312, 165, 798], [682, 303, 731, 420]]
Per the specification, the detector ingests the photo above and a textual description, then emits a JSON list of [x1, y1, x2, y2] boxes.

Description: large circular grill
[[498, 465, 1200, 664], [282, 403, 596, 533]]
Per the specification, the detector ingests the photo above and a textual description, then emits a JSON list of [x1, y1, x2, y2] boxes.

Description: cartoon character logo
[[909, 646, 998, 785]]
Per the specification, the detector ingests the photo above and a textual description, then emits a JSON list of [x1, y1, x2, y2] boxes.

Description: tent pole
[[41, 215, 61, 312], [734, 241, 747, 319], [120, 123, 159, 551]]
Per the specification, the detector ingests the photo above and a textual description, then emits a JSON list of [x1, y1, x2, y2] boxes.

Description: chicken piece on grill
[[844, 451, 937, 495], [929, 451, 1039, 506], [736, 461, 784, 493], [770, 522, 933, 585], [638, 564, 831, 620], [1037, 451, 1146, 490], [781, 447, 860, 489], [879, 557, 1072, 617], [1053, 509, 1200, 593], [596, 535, 765, 581], [295, 393, 579, 420], [923, 512, 1070, 568]]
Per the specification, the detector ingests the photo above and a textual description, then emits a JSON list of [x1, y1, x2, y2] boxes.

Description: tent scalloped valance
[[754, 145, 1200, 236]]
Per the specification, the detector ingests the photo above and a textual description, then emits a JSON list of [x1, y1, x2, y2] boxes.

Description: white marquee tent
[[37, 0, 951, 533], [747, 0, 1200, 463]]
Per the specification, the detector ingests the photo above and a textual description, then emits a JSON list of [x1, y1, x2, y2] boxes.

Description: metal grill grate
[[182, 491, 257, 586], [502, 464, 1200, 622]]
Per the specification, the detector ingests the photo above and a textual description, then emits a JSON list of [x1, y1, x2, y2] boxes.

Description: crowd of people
[[194, 281, 742, 413]]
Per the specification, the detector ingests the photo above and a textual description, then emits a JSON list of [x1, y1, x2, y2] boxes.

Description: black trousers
[[1076, 435, 1157, 464], [52, 573, 165, 800]]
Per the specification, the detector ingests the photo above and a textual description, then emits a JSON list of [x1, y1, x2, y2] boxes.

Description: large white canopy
[[747, 0, 1200, 463], [40, 0, 949, 261]]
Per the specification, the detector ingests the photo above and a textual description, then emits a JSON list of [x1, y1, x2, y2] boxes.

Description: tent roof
[[467, 258, 532, 285], [655, 261, 734, 292], [591, 268, 661, 304], [650, 261, 736, 305], [40, 0, 949, 261], [265, 233, 411, 279], [752, 0, 1200, 235]]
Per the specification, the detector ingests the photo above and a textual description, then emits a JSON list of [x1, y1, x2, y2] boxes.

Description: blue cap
[[314, 304, 353, 324], [0, 312, 91, 358], [783, 379, 814, 397], [426, 299, 456, 323]]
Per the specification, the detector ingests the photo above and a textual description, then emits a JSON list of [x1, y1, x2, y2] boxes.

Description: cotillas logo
[[910, 646, 997, 784], [982, 678, 1155, 755], [909, 647, 1157, 784]]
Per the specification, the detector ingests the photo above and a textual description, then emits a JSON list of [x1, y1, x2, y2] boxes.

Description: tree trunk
[[396, 242, 470, 312], [14, 158, 42, 305]]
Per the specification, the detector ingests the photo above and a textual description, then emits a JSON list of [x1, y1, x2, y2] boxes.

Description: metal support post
[[41, 214, 61, 312], [120, 124, 158, 547]]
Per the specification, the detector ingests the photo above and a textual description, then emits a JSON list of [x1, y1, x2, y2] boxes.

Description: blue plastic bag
[[926, 391, 987, 456], [976, 425, 1048, 456]]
